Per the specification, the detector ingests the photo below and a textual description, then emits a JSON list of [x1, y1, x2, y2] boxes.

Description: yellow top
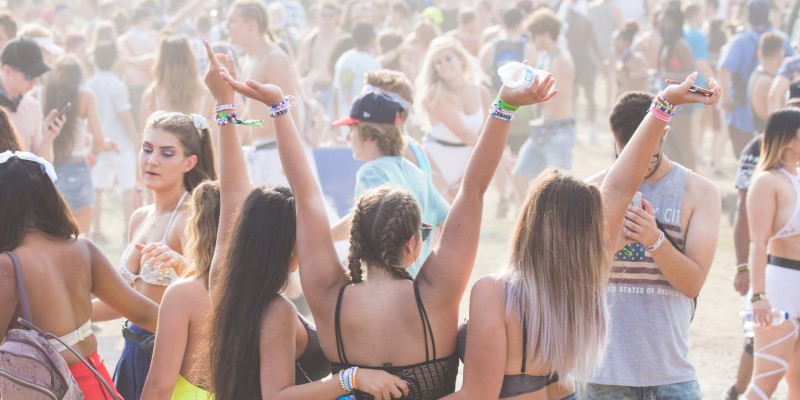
[[172, 375, 213, 400]]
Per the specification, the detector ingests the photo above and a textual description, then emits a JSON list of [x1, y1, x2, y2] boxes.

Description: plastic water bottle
[[497, 62, 548, 89], [740, 309, 791, 337]]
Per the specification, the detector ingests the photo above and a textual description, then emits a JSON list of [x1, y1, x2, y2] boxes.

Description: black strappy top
[[457, 316, 560, 398], [295, 314, 331, 384], [331, 282, 458, 400]]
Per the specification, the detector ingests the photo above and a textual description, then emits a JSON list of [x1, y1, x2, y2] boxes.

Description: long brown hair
[[207, 185, 296, 400], [183, 180, 220, 286], [43, 55, 82, 166], [149, 35, 203, 114], [146, 112, 216, 192], [0, 157, 80, 251], [504, 169, 608, 383], [758, 108, 800, 172], [347, 187, 420, 282]]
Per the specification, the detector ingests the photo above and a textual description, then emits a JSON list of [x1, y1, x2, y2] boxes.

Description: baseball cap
[[332, 90, 405, 126], [1, 37, 50, 79], [787, 79, 800, 106]]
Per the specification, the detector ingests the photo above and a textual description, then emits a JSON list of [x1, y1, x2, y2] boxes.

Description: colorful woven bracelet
[[489, 104, 516, 122], [269, 95, 296, 117], [654, 95, 676, 112], [214, 111, 263, 126], [648, 98, 675, 123], [494, 97, 520, 112]]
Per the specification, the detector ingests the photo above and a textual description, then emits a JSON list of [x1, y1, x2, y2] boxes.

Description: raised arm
[[219, 74, 347, 313], [419, 73, 557, 305], [203, 41, 253, 292], [600, 72, 720, 258]]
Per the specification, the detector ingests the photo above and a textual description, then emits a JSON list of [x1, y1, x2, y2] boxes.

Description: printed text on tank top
[[774, 167, 800, 239], [119, 191, 188, 287]]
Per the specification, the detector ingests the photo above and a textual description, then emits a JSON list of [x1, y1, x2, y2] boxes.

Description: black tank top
[[331, 282, 458, 399], [295, 314, 331, 384]]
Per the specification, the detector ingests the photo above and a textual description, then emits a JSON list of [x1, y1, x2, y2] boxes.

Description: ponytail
[[184, 126, 216, 192]]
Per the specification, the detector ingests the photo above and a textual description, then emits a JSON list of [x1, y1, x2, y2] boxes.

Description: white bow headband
[[0, 151, 58, 182]]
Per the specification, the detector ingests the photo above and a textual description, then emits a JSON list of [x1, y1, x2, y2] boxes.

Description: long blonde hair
[[149, 34, 203, 114], [183, 180, 221, 286], [503, 169, 609, 383], [414, 36, 488, 127], [758, 108, 800, 172]]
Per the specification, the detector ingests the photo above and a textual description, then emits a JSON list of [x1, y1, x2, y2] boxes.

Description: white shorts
[[91, 149, 137, 191], [766, 263, 800, 319], [422, 136, 473, 188]]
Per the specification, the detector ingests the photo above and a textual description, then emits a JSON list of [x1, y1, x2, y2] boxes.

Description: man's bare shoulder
[[685, 170, 721, 209]]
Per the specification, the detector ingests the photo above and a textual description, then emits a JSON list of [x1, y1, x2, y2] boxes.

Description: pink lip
[[145, 171, 160, 177]]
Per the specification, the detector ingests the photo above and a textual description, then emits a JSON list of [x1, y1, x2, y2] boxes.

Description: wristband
[[269, 95, 296, 118], [214, 103, 236, 112], [736, 263, 749, 273], [494, 97, 520, 111], [489, 104, 516, 122], [645, 230, 665, 252], [751, 293, 767, 303], [215, 111, 264, 127]]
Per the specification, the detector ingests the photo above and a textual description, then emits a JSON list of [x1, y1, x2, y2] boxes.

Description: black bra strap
[[521, 304, 528, 374], [414, 281, 436, 361], [334, 285, 349, 364]]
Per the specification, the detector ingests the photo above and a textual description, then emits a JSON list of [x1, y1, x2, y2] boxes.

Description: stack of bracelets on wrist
[[645, 230, 666, 252], [751, 293, 766, 303], [649, 95, 676, 122], [269, 95, 296, 118], [489, 97, 519, 122], [736, 263, 749, 273], [214, 104, 264, 126], [338, 367, 359, 394]]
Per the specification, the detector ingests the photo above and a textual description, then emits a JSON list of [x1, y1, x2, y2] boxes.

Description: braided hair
[[347, 187, 421, 282]]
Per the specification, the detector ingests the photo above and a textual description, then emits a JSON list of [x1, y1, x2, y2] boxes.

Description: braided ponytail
[[347, 200, 366, 283], [377, 194, 418, 280]]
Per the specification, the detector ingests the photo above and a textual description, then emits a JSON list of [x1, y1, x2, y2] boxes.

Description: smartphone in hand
[[664, 79, 713, 96], [631, 191, 643, 209]]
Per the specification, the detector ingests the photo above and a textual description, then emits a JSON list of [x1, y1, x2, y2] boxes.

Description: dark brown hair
[[0, 108, 22, 152], [43, 55, 82, 166], [526, 8, 561, 41], [207, 185, 296, 399], [0, 157, 80, 251], [146, 112, 217, 192], [347, 187, 420, 282]]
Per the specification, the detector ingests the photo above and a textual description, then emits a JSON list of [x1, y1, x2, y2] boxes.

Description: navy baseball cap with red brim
[[332, 90, 405, 126]]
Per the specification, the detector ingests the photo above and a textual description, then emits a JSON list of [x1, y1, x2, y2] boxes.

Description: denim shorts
[[55, 158, 94, 211], [513, 118, 576, 178], [583, 380, 701, 400]]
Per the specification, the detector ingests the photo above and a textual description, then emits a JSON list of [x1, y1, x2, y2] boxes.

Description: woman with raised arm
[[141, 180, 220, 400], [200, 42, 406, 400], [0, 151, 158, 399], [744, 108, 800, 400], [446, 73, 720, 400], [221, 57, 556, 398], [91, 109, 217, 400]]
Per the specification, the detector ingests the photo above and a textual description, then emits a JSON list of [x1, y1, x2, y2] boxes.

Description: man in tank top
[[585, 92, 721, 399]]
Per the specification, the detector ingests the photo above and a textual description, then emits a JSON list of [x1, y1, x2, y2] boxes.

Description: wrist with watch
[[750, 292, 766, 303]]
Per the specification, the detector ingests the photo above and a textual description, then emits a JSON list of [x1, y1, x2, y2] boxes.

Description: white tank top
[[428, 86, 484, 144]]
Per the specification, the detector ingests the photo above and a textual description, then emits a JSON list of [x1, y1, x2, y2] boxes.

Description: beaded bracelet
[[214, 104, 236, 113], [338, 369, 348, 392], [269, 95, 296, 118], [489, 104, 516, 122], [649, 96, 676, 123], [214, 110, 264, 127], [736, 263, 749, 273], [645, 230, 665, 252]]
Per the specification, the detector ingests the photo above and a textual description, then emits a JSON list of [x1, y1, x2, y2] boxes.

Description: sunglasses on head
[[419, 223, 433, 242]]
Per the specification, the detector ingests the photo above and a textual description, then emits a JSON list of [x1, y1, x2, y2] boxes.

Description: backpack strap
[[5, 251, 32, 323]]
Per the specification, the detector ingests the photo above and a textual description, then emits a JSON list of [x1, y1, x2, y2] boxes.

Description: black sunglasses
[[419, 223, 432, 242]]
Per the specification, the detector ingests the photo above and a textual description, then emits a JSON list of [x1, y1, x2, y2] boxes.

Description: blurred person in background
[[683, 2, 716, 167], [43, 55, 109, 235], [140, 35, 214, 129], [748, 33, 784, 137], [87, 41, 139, 243], [18, 23, 64, 66], [0, 38, 63, 162], [0, 12, 17, 51], [332, 23, 380, 126], [589, 0, 623, 106], [403, 20, 440, 83], [447, 8, 481, 57], [613, 20, 650, 95], [117, 5, 159, 131], [297, 1, 343, 119], [376, 30, 405, 73], [706, 17, 729, 175]]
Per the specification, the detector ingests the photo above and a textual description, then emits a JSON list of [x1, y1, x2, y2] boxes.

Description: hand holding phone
[[55, 102, 72, 120], [630, 191, 643, 209], [664, 79, 712, 96]]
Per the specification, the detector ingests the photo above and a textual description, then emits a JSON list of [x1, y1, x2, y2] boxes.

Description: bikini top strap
[[161, 191, 189, 244], [334, 284, 349, 364], [4, 251, 32, 323], [413, 281, 436, 361], [521, 312, 528, 374], [778, 168, 800, 188]]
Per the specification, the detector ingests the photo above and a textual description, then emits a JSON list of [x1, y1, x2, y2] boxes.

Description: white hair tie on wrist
[[190, 114, 209, 130]]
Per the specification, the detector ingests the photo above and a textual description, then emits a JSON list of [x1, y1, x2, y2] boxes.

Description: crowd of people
[[0, 0, 799, 400]]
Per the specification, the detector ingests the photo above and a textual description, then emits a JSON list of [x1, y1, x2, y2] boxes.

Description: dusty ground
[[94, 94, 788, 398]]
